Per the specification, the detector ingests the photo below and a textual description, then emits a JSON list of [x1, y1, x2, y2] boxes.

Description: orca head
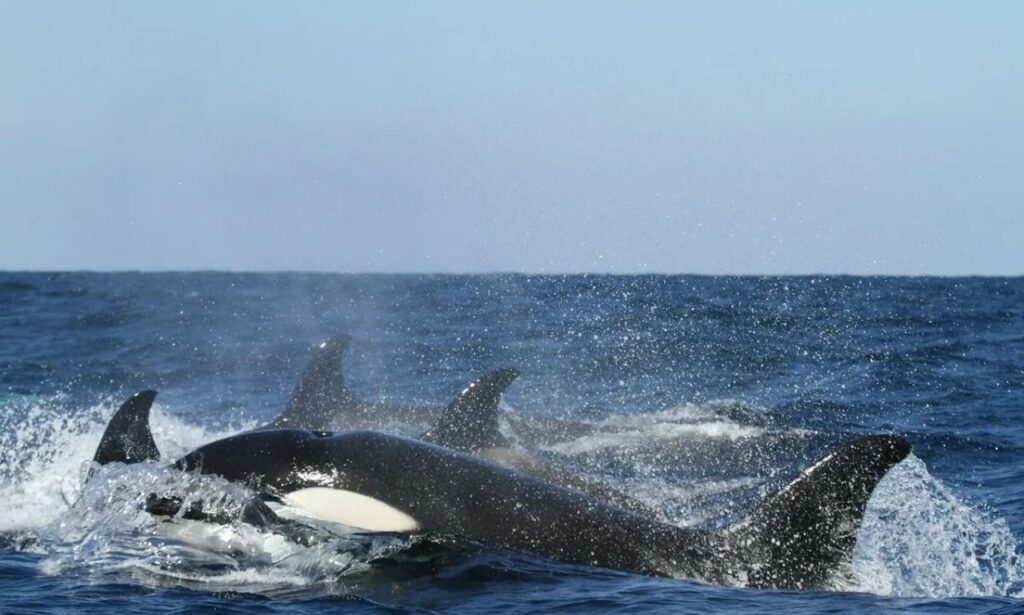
[[93, 390, 160, 465]]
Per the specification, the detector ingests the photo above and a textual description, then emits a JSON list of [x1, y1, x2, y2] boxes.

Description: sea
[[1, 272, 1022, 614]]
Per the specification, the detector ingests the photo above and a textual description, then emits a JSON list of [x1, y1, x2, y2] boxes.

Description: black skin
[[176, 429, 719, 580], [94, 389, 911, 589], [173, 429, 910, 589]]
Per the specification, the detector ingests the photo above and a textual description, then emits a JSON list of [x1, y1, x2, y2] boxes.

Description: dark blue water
[[1, 273, 1022, 613]]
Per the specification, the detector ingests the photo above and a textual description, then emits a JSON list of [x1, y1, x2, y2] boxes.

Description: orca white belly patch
[[282, 488, 420, 532]]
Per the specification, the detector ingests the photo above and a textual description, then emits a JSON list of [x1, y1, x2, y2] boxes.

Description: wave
[[0, 394, 254, 533], [1, 394, 1022, 599]]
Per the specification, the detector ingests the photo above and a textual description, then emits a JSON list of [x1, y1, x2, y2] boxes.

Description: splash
[[847, 455, 1024, 598], [536, 401, 769, 456], [0, 394, 452, 594], [33, 461, 410, 593], [0, 394, 253, 532], [0, 395, 109, 532], [3, 394, 1023, 599]]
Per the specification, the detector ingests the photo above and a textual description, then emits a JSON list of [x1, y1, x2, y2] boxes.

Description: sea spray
[[0, 394, 254, 533], [849, 455, 1024, 598]]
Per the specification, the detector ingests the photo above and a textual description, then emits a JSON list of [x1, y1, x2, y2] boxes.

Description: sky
[[1, 1, 1022, 275]]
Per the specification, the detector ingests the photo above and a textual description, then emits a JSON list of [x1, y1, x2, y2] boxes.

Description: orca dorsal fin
[[422, 368, 519, 452], [726, 434, 911, 589], [93, 390, 160, 465], [272, 334, 355, 428]]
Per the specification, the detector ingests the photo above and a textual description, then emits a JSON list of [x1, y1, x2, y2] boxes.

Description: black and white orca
[[93, 391, 910, 590]]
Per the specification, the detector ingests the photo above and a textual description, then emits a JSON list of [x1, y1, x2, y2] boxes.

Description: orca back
[[168, 428, 910, 589]]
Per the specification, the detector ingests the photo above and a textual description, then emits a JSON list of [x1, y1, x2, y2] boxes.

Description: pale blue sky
[[1, 1, 1021, 274]]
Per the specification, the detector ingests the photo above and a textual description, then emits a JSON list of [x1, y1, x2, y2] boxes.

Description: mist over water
[[1, 273, 1022, 613]]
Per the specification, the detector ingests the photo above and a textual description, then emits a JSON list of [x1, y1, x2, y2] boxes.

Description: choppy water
[[1, 272, 1022, 613]]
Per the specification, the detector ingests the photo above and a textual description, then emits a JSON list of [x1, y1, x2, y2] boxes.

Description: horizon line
[[2, 269, 1022, 279]]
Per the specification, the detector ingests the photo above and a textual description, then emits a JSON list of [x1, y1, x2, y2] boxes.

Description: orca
[[270, 337, 654, 515], [92, 393, 911, 590]]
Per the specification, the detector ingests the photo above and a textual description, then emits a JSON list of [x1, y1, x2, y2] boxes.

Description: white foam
[[0, 394, 428, 593], [132, 563, 314, 590], [846, 455, 1024, 598], [0, 395, 110, 532], [537, 402, 768, 456], [0, 395, 254, 532], [5, 395, 1024, 599], [544, 421, 764, 456]]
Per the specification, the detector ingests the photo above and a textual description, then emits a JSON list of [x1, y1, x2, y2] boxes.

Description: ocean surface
[[1, 272, 1022, 614]]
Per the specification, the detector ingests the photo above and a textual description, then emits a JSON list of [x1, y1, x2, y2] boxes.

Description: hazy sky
[[2, 1, 1021, 274]]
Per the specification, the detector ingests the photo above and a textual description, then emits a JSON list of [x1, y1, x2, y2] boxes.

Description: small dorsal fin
[[422, 368, 519, 452], [271, 334, 355, 428], [93, 390, 160, 465]]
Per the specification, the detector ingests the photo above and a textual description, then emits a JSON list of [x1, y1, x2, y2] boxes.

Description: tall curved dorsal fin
[[93, 390, 160, 465], [726, 434, 911, 589], [422, 368, 519, 452], [271, 334, 355, 428]]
